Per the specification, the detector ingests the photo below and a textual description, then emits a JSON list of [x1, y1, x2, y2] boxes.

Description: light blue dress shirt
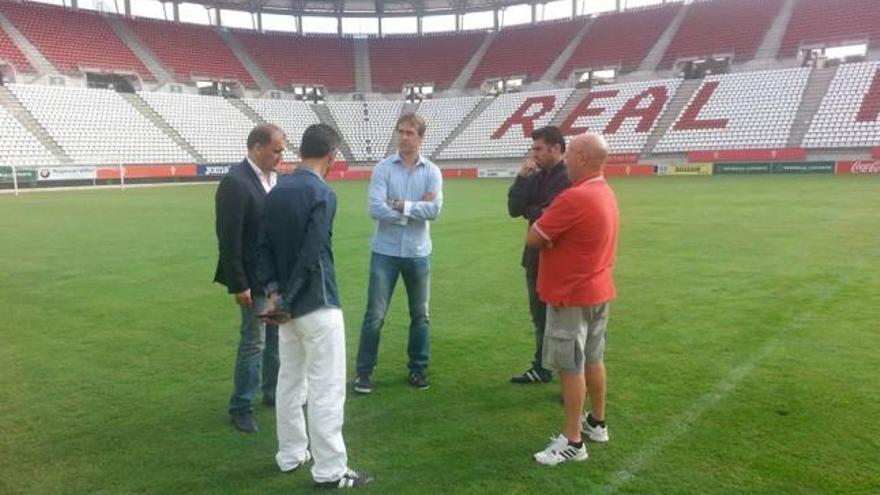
[[369, 153, 444, 258]]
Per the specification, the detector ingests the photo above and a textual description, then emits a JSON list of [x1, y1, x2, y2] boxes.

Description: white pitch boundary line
[[0, 180, 217, 195], [602, 339, 779, 494]]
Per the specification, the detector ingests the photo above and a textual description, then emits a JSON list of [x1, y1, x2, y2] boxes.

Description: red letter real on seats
[[559, 90, 619, 136], [856, 69, 880, 123], [491, 95, 557, 140], [673, 81, 728, 130], [603, 86, 669, 134]]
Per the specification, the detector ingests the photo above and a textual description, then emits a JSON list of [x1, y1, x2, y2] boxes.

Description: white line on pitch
[[602, 339, 778, 494]]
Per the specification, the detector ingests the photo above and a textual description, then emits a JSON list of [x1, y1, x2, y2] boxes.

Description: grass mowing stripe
[[603, 245, 876, 495]]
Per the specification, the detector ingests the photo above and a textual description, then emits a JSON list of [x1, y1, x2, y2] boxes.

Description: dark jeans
[[229, 295, 280, 414], [356, 252, 431, 374], [526, 264, 550, 374]]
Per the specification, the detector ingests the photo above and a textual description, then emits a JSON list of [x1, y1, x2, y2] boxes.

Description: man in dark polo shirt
[[526, 132, 619, 466], [507, 126, 571, 384]]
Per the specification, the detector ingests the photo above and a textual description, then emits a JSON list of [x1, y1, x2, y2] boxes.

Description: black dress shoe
[[230, 412, 259, 433], [408, 372, 430, 390]]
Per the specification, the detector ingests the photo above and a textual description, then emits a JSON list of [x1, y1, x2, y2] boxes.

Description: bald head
[[565, 132, 608, 182]]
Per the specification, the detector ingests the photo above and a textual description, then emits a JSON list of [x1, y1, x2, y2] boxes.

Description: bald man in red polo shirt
[[526, 132, 619, 466]]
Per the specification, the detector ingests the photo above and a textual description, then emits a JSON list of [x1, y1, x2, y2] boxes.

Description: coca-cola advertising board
[[836, 161, 880, 175]]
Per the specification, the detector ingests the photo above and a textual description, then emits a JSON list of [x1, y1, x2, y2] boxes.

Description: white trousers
[[275, 307, 348, 482]]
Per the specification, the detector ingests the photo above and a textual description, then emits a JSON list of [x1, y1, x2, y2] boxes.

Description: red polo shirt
[[533, 174, 619, 307]]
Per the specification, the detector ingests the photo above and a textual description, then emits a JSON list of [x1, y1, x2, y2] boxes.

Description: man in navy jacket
[[257, 124, 372, 489]]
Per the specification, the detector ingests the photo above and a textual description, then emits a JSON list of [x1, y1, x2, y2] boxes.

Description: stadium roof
[[180, 0, 548, 18]]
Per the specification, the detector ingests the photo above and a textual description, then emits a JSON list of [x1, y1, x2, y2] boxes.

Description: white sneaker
[[580, 413, 609, 443], [279, 450, 312, 473], [533, 434, 588, 465]]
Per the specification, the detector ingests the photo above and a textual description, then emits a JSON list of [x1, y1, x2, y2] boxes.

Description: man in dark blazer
[[214, 123, 286, 433]]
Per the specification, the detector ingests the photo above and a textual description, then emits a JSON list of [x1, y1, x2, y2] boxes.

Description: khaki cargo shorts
[[542, 302, 610, 373]]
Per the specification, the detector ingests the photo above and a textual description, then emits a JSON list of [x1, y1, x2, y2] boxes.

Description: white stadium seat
[[241, 98, 321, 161], [438, 88, 574, 160], [655, 68, 810, 152], [803, 62, 880, 149], [415, 96, 484, 158], [563, 79, 682, 154], [10, 84, 192, 165], [138, 91, 254, 163], [0, 104, 58, 166], [326, 100, 404, 162]]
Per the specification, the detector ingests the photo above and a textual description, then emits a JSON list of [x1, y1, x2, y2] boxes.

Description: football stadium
[[1, 0, 878, 492]]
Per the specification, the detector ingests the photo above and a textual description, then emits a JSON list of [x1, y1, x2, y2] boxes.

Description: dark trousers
[[526, 264, 549, 374]]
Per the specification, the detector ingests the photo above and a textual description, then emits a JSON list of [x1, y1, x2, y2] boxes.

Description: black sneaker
[[230, 411, 258, 433], [315, 468, 374, 489], [408, 372, 430, 390], [510, 367, 552, 384], [353, 373, 373, 394]]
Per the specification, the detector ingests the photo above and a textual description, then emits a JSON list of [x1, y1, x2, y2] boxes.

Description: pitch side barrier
[[5, 159, 878, 195], [0, 161, 476, 195]]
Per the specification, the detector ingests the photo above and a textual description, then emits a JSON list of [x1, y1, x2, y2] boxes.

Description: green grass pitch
[[1, 176, 878, 494]]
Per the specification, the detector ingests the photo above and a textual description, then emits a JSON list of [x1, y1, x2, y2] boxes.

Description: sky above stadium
[[34, 0, 670, 34]]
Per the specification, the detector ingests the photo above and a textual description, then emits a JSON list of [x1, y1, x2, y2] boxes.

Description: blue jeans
[[229, 295, 280, 415], [356, 252, 431, 374]]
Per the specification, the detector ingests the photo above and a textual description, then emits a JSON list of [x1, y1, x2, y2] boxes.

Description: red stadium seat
[[561, 4, 680, 77], [0, 1, 154, 80], [468, 19, 585, 87], [233, 31, 355, 92], [660, 0, 783, 68], [368, 32, 485, 91], [123, 17, 255, 88], [780, 0, 880, 57], [0, 22, 33, 73]]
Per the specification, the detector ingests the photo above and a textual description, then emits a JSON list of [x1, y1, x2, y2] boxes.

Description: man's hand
[[387, 199, 405, 212], [234, 289, 252, 307], [421, 192, 436, 201], [518, 160, 538, 177], [259, 292, 290, 324], [267, 291, 281, 308]]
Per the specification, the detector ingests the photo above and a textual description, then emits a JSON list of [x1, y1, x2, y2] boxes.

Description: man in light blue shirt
[[354, 113, 443, 393]]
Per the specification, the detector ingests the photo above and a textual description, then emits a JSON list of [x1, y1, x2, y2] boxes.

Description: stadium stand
[[9, 84, 191, 164], [326, 100, 404, 162], [780, 0, 880, 57], [561, 3, 681, 77], [803, 62, 880, 148], [654, 67, 810, 152], [123, 17, 255, 87], [138, 91, 254, 163], [415, 95, 485, 157], [233, 31, 355, 92], [0, 103, 57, 166], [468, 19, 585, 87], [240, 97, 321, 158], [0, 22, 34, 74], [659, 0, 783, 68], [560, 79, 682, 153], [438, 88, 574, 159], [369, 32, 486, 92], [3, 0, 880, 170], [0, 1, 154, 80]]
